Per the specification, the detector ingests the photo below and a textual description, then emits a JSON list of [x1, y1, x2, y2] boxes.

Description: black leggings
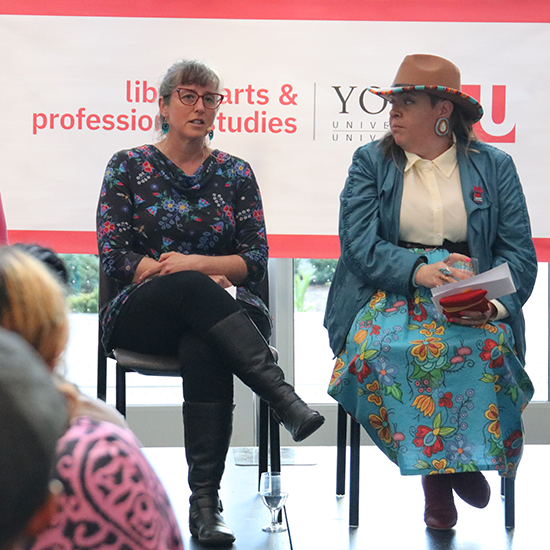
[[111, 271, 271, 404]]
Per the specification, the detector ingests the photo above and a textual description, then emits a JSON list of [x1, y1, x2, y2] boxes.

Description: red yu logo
[[462, 85, 516, 143]]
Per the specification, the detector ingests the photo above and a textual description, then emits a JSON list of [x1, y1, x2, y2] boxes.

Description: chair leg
[[258, 398, 269, 489], [257, 400, 282, 491], [503, 477, 515, 529], [269, 407, 281, 473], [97, 346, 107, 402], [349, 417, 360, 528], [115, 363, 127, 417], [268, 407, 283, 524], [336, 404, 347, 496]]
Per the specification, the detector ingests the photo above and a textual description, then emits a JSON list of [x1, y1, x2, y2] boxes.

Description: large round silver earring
[[435, 117, 450, 136]]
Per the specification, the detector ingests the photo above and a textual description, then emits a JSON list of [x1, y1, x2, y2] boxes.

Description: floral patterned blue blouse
[[96, 145, 269, 350]]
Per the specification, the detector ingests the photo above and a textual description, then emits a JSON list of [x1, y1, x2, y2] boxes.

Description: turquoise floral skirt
[[328, 249, 533, 478]]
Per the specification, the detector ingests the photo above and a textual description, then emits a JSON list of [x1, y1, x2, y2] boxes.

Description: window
[[293, 259, 336, 404], [293, 260, 550, 403], [523, 262, 549, 400], [61, 254, 183, 405], [61, 253, 101, 398], [62, 256, 549, 409]]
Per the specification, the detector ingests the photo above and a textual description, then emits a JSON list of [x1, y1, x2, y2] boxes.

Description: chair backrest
[[99, 267, 120, 311], [249, 272, 270, 309]]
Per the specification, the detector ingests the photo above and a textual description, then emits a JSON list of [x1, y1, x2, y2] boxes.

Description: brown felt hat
[[367, 54, 483, 122]]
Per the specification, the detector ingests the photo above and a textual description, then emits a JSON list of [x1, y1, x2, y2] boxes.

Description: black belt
[[398, 240, 470, 256]]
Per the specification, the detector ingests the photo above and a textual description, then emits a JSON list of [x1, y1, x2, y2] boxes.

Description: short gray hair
[[157, 60, 222, 133]]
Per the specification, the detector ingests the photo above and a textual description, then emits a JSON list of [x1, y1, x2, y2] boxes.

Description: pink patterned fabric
[[20, 417, 184, 550], [0, 192, 8, 245]]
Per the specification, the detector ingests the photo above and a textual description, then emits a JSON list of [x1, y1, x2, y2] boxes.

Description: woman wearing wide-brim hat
[[325, 54, 537, 530]]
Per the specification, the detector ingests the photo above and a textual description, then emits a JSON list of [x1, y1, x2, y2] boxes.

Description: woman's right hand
[[415, 253, 474, 289], [133, 257, 162, 283], [209, 274, 232, 288]]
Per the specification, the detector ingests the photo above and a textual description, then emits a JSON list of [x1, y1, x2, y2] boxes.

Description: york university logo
[[330, 86, 389, 142], [332, 84, 516, 144]]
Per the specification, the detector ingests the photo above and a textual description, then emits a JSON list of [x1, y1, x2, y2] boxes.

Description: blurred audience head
[[12, 243, 69, 284], [0, 246, 69, 368], [0, 327, 69, 549]]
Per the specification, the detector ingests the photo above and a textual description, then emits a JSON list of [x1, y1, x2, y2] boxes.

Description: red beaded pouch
[[439, 289, 488, 320]]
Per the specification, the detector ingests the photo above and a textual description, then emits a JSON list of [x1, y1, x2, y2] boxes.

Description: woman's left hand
[[415, 253, 473, 289], [449, 302, 497, 327], [138, 252, 204, 281]]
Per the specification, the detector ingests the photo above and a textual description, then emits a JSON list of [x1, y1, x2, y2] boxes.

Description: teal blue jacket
[[324, 139, 537, 364]]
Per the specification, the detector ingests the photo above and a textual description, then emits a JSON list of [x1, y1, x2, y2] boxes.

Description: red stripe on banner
[[7, 230, 550, 262], [533, 238, 550, 263], [2, 0, 550, 22], [6, 230, 341, 258], [7, 230, 98, 254], [268, 234, 340, 259]]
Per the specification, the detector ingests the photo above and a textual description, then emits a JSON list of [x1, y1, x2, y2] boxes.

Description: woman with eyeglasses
[[97, 59, 324, 546]]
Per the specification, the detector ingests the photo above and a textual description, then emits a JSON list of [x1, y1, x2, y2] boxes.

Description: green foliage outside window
[[294, 259, 337, 312], [294, 260, 315, 312], [59, 254, 100, 313], [309, 259, 337, 285]]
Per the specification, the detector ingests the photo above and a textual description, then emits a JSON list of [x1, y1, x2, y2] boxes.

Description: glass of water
[[259, 472, 288, 533], [452, 257, 479, 278]]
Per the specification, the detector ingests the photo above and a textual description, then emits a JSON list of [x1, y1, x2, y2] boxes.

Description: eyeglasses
[[173, 88, 224, 109]]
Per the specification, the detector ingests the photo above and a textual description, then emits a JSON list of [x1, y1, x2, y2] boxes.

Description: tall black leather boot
[[204, 310, 325, 442], [184, 402, 236, 547]]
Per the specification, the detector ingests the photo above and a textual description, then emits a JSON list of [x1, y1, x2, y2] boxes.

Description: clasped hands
[[138, 252, 232, 288], [414, 253, 496, 326]]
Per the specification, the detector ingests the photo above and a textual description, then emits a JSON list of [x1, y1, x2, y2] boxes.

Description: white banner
[[1, 16, 549, 241]]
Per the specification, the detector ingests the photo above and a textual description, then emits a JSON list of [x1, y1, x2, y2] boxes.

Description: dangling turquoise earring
[[208, 128, 214, 140], [435, 117, 450, 136], [162, 121, 169, 134]]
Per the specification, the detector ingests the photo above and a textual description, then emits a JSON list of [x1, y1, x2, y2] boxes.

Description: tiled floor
[[143, 444, 548, 550]]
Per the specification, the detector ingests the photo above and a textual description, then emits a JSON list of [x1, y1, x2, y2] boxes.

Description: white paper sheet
[[225, 286, 237, 299], [431, 263, 516, 314]]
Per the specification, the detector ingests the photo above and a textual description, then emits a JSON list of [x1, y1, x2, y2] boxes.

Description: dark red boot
[[452, 471, 491, 508], [422, 474, 458, 530]]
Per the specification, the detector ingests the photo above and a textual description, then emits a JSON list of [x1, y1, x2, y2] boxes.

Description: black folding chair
[[335, 404, 516, 528]]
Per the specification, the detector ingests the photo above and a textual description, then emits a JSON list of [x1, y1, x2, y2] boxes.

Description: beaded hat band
[[367, 54, 483, 123]]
